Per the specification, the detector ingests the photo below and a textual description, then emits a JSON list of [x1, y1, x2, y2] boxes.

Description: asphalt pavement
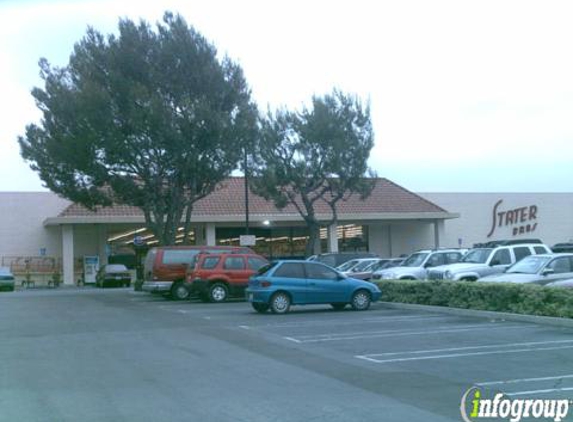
[[1, 287, 572, 422]]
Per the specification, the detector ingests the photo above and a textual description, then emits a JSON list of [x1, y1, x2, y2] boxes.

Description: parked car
[[427, 243, 551, 281], [0, 267, 15, 292], [372, 249, 466, 280], [336, 258, 381, 274], [308, 252, 379, 268], [552, 243, 573, 253], [246, 260, 381, 314], [187, 252, 269, 303], [478, 253, 573, 285], [96, 264, 132, 288], [348, 258, 405, 280], [142, 245, 254, 300]]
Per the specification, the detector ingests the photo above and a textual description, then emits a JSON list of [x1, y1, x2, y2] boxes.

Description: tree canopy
[[19, 12, 257, 245], [251, 90, 375, 255]]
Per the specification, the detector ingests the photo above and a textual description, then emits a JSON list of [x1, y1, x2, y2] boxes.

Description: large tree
[[251, 90, 375, 256], [19, 12, 257, 245]]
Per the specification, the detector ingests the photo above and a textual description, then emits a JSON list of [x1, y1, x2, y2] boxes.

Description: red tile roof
[[56, 177, 449, 220]]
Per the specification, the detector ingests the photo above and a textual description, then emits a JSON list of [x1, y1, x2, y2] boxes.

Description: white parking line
[[363, 340, 573, 360], [477, 373, 573, 386], [284, 323, 529, 343], [243, 314, 451, 329], [356, 345, 573, 364]]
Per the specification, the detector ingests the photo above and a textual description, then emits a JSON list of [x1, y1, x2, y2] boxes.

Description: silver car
[[372, 249, 465, 280], [478, 253, 573, 285]]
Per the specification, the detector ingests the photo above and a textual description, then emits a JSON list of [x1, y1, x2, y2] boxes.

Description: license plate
[[115, 276, 123, 280]]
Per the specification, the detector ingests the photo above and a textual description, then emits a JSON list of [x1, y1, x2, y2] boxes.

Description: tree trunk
[[306, 222, 322, 257]]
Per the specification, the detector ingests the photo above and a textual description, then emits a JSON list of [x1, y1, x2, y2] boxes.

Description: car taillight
[[260, 280, 272, 288]]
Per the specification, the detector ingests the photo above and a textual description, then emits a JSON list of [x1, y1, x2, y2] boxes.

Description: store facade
[[2, 179, 571, 286]]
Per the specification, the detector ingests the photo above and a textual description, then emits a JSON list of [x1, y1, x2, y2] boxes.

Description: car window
[[162, 250, 199, 264], [491, 249, 511, 265], [534, 246, 548, 254], [247, 257, 268, 271], [426, 253, 445, 267], [513, 246, 532, 262], [548, 257, 572, 273], [337, 260, 359, 272], [273, 263, 305, 279], [462, 249, 492, 264], [446, 252, 463, 264], [305, 263, 339, 280], [223, 257, 245, 270], [201, 257, 220, 269], [402, 253, 429, 267]]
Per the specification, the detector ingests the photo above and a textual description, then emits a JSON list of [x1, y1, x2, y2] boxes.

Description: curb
[[377, 301, 573, 329]]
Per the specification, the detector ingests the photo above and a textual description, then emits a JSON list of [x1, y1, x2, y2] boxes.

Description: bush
[[374, 280, 573, 319]]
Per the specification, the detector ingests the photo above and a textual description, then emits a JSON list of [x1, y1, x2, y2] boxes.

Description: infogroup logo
[[460, 387, 571, 422]]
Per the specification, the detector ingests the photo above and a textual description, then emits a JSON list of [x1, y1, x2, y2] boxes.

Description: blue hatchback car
[[246, 260, 382, 314]]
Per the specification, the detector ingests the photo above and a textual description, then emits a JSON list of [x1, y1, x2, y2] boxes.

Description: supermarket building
[[0, 177, 571, 285]]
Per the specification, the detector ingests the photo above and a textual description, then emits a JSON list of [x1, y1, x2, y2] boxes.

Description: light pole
[[244, 145, 250, 236]]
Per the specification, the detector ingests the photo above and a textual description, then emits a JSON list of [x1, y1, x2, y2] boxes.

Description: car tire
[[209, 282, 228, 303], [331, 303, 346, 311], [351, 290, 371, 311], [252, 303, 269, 314], [270, 292, 291, 314], [170, 281, 190, 301]]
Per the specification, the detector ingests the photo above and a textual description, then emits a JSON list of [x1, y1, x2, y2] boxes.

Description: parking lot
[[1, 288, 572, 421]]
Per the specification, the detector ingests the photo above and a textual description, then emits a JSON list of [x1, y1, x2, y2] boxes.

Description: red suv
[[187, 253, 269, 303], [142, 245, 254, 300]]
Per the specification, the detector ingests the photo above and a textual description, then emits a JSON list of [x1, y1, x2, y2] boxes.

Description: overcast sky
[[1, 0, 572, 193]]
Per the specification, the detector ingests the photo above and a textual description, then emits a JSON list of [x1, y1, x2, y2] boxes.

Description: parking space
[[135, 297, 573, 404], [4, 287, 573, 421]]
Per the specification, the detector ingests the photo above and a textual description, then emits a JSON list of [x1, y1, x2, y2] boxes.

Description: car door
[[270, 262, 308, 303], [222, 256, 250, 287], [541, 256, 573, 285], [485, 248, 512, 276], [304, 263, 348, 304]]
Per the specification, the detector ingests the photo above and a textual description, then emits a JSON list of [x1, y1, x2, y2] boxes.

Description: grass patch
[[374, 280, 573, 319]]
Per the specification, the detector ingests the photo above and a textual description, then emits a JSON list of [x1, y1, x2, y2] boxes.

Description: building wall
[[0, 192, 70, 260], [368, 221, 437, 257], [419, 193, 573, 248]]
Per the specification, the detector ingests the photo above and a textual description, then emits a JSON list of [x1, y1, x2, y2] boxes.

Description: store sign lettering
[[487, 199, 538, 238]]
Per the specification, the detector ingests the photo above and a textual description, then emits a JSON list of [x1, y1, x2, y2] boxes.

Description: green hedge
[[374, 280, 573, 319]]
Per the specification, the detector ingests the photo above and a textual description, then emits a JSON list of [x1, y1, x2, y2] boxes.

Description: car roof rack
[[473, 238, 543, 248]]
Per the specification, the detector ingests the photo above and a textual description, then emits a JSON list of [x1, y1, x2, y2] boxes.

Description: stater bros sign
[[487, 199, 539, 238]]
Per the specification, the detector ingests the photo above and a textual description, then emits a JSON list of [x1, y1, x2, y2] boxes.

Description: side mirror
[[542, 268, 555, 276], [490, 260, 500, 267]]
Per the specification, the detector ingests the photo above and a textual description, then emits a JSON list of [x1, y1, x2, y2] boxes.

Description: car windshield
[[365, 260, 387, 272], [352, 260, 377, 272], [337, 260, 360, 272], [506, 255, 551, 274], [401, 253, 429, 267], [461, 248, 493, 264], [105, 264, 128, 273]]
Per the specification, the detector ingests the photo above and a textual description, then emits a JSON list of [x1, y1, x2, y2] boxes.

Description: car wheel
[[252, 303, 269, 314], [170, 281, 190, 301], [351, 290, 371, 311], [270, 292, 291, 314], [209, 283, 228, 303], [331, 303, 346, 311]]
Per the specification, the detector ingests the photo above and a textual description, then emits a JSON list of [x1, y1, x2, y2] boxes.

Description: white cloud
[[0, 0, 572, 191]]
